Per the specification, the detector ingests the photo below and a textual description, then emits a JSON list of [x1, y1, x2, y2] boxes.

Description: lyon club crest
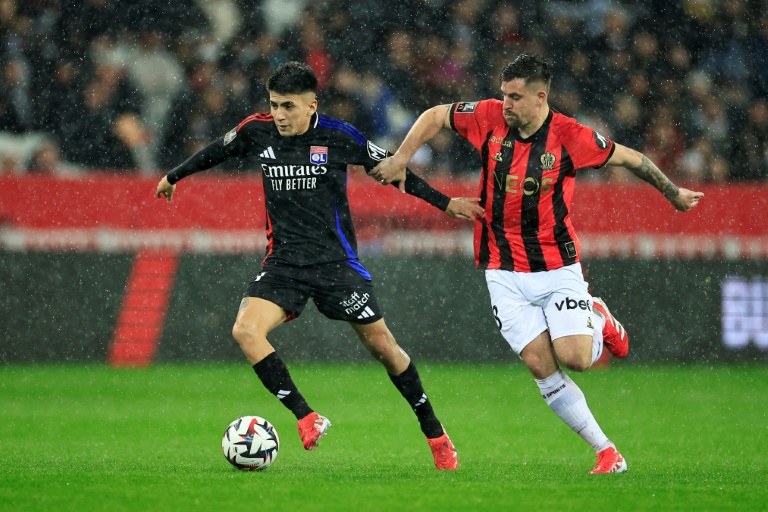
[[310, 146, 328, 165]]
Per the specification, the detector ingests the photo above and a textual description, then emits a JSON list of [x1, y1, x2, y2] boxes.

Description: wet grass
[[0, 363, 766, 511]]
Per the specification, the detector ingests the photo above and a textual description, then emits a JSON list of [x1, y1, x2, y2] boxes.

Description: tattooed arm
[[607, 144, 704, 212]]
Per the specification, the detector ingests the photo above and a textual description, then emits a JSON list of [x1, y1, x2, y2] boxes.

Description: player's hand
[[371, 156, 408, 192], [156, 175, 176, 203], [670, 187, 704, 212], [446, 197, 484, 221]]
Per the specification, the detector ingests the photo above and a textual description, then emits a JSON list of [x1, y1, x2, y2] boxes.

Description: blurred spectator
[[0, 132, 48, 173], [559, 49, 600, 112], [111, 31, 185, 149], [544, 12, 583, 67], [321, 10, 366, 69], [681, 136, 716, 183], [27, 140, 85, 176], [691, 96, 730, 151], [709, 154, 730, 183], [592, 6, 632, 54], [160, 64, 241, 170], [382, 30, 420, 111], [196, 0, 239, 47], [488, 4, 526, 50], [288, 14, 334, 92], [730, 98, 768, 181], [36, 59, 83, 141], [449, 0, 484, 48], [260, 0, 307, 39], [642, 104, 686, 181], [603, 49, 633, 99], [57, 65, 150, 172], [631, 30, 662, 76], [419, 33, 452, 105], [0, 59, 33, 133], [608, 94, 644, 150], [699, 0, 749, 84]]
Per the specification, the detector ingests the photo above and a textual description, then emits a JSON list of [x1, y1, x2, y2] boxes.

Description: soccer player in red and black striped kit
[[156, 62, 483, 470], [372, 54, 704, 474]]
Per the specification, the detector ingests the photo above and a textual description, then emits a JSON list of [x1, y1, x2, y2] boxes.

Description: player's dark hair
[[266, 61, 318, 95], [500, 54, 552, 88]]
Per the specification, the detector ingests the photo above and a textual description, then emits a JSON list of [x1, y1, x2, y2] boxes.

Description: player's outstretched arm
[[156, 175, 176, 203], [607, 144, 704, 212], [155, 137, 236, 204], [372, 104, 452, 191]]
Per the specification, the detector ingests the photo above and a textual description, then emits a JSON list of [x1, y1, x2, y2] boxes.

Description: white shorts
[[485, 263, 600, 356]]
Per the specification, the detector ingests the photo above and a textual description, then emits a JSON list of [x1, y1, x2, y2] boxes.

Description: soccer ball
[[222, 416, 280, 471]]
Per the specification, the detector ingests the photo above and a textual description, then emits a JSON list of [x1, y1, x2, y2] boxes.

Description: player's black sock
[[253, 352, 313, 420], [389, 361, 444, 439]]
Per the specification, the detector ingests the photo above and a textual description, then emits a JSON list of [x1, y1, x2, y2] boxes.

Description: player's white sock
[[535, 369, 613, 453]]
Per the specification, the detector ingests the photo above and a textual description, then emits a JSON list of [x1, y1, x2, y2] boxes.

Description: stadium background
[[1, 0, 767, 366]]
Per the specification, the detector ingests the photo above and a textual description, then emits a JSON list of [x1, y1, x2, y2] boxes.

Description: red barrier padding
[[108, 250, 178, 367], [0, 174, 763, 236]]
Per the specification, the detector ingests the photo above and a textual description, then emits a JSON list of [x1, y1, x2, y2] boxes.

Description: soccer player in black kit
[[156, 62, 483, 470]]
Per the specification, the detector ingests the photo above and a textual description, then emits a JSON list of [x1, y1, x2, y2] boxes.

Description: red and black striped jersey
[[450, 99, 615, 272]]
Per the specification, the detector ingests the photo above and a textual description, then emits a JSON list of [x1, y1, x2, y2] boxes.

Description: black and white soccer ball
[[222, 415, 280, 471]]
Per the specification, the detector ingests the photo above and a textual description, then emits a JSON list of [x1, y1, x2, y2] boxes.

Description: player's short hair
[[500, 54, 552, 89], [267, 61, 318, 95]]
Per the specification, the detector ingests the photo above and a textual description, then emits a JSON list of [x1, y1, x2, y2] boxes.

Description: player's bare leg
[[350, 319, 410, 373], [351, 320, 458, 470], [522, 332, 627, 474], [552, 334, 595, 373], [233, 297, 330, 450], [232, 297, 285, 364], [522, 330, 559, 379]]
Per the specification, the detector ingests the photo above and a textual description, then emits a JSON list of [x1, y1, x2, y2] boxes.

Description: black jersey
[[167, 112, 449, 272]]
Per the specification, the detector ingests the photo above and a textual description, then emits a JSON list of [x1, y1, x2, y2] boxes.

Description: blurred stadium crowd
[[1, 0, 766, 181]]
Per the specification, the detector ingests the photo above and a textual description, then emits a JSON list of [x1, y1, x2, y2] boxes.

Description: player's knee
[[560, 353, 591, 373], [365, 332, 398, 359], [231, 320, 262, 347], [366, 332, 392, 355], [521, 346, 558, 379], [231, 322, 247, 345], [552, 336, 593, 372]]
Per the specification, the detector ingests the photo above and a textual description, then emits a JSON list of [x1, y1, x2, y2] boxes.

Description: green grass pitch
[[1, 363, 766, 511]]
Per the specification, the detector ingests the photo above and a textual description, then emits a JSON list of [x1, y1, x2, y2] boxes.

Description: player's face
[[501, 79, 546, 130], [268, 91, 318, 137]]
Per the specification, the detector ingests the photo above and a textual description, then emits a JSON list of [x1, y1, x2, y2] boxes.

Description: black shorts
[[245, 260, 383, 324]]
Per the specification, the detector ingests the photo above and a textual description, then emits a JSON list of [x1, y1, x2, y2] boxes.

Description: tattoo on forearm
[[629, 156, 679, 200], [239, 297, 249, 311]]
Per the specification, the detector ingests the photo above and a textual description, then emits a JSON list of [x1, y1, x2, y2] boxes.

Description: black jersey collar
[[512, 109, 554, 143], [292, 112, 319, 137]]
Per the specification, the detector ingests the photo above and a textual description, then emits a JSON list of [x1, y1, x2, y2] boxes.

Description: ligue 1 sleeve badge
[[310, 146, 328, 164], [223, 128, 237, 145]]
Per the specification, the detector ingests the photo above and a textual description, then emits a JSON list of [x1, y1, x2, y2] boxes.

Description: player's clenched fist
[[670, 188, 704, 212]]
